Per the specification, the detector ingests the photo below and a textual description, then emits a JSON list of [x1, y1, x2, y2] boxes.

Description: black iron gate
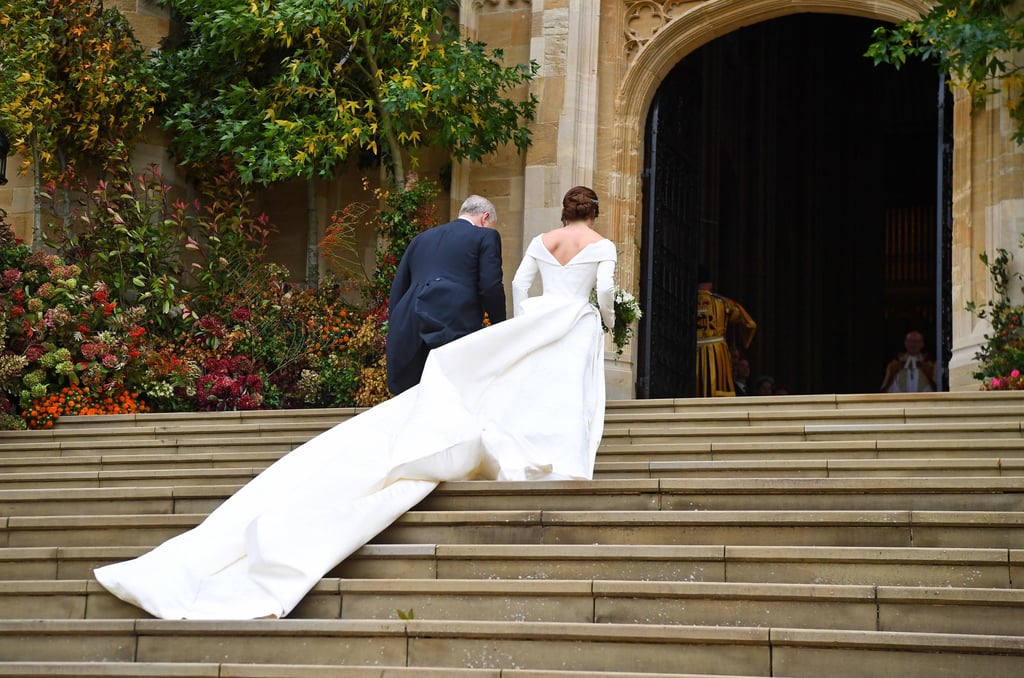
[[637, 67, 702, 398], [936, 73, 954, 390]]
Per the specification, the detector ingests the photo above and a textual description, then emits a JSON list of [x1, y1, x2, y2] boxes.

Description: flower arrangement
[[194, 356, 264, 411], [967, 245, 1024, 390], [0, 174, 441, 428], [593, 286, 643, 357], [0, 238, 150, 421], [987, 369, 1024, 391], [22, 385, 149, 430]]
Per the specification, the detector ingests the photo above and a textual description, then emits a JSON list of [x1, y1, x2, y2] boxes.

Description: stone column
[[949, 83, 1024, 389], [523, 0, 602, 243]]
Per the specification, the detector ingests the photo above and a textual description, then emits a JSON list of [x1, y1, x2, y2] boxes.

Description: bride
[[94, 185, 618, 620]]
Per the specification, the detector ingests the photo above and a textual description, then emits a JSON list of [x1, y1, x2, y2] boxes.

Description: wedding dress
[[94, 236, 617, 620]]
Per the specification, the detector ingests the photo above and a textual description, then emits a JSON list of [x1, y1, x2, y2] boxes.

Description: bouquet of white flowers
[[592, 286, 643, 357]]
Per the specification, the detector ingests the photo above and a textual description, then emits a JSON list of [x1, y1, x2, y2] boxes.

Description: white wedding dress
[[94, 236, 617, 619]]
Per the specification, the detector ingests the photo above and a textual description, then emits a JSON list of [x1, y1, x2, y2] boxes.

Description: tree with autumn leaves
[[0, 0, 161, 243], [155, 0, 537, 283], [158, 0, 537, 188], [1, 0, 536, 277]]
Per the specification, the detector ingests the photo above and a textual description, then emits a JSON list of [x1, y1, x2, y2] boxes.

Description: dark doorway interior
[[639, 13, 946, 397]]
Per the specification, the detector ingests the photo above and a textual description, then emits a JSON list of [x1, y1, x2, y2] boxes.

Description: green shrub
[[966, 243, 1024, 388]]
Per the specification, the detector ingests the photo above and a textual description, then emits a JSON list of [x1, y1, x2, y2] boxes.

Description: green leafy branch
[[866, 0, 1024, 144]]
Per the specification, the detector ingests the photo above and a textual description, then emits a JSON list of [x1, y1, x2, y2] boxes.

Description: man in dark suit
[[385, 195, 507, 394]]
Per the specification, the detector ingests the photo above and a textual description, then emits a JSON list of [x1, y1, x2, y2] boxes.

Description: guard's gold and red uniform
[[696, 289, 756, 397]]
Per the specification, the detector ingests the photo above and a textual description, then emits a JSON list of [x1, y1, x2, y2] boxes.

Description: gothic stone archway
[[606, 0, 937, 396]]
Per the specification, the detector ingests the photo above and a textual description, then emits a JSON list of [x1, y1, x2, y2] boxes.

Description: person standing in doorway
[[695, 271, 757, 397], [880, 329, 937, 393]]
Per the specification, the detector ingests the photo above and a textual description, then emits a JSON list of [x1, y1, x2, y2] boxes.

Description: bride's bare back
[[541, 220, 605, 266]]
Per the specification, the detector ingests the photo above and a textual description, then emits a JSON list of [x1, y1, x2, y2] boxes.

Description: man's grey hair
[[458, 195, 497, 223]]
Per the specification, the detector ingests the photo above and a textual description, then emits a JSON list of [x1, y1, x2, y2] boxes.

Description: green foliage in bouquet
[[592, 286, 643, 357]]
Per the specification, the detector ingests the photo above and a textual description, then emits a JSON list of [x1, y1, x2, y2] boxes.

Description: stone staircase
[[1, 391, 1024, 677]]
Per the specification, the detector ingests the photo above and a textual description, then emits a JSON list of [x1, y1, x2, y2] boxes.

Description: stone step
[[605, 405, 1024, 427], [0, 470, 261, 491], [0, 451, 285, 474], [0, 438, 306, 459], [602, 392, 1024, 414], [4, 458, 1024, 489], [7, 418, 1021, 450], [424, 477, 1024, 512], [4, 577, 1024, 637], [1, 618, 1023, 676], [4, 509, 1024, 549], [600, 421, 1024, 445], [0, 663, 725, 678], [4, 544, 1020, 588], [597, 438, 1024, 461], [3, 477, 1024, 516], [39, 392, 1024, 433], [7, 437, 1024, 472], [0, 453, 1018, 490]]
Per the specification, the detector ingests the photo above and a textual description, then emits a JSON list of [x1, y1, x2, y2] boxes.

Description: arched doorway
[[635, 13, 949, 397]]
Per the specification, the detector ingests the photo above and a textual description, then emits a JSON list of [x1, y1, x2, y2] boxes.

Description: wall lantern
[[0, 130, 9, 186]]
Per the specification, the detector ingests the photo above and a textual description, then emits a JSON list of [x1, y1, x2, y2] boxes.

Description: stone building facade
[[1, 0, 1021, 398]]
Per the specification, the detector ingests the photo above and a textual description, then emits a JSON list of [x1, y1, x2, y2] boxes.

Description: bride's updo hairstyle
[[561, 186, 600, 224]]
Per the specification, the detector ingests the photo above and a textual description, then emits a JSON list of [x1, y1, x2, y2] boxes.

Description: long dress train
[[94, 236, 617, 620]]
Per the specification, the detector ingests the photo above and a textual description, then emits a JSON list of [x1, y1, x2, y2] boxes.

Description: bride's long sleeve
[[511, 255, 539, 317], [596, 259, 615, 330]]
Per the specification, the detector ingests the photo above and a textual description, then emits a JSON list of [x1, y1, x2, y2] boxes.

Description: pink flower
[[991, 378, 1002, 388], [2, 269, 21, 287], [1012, 370, 1021, 378]]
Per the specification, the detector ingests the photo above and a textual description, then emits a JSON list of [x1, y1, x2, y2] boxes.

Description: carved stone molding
[[624, 0, 705, 62]]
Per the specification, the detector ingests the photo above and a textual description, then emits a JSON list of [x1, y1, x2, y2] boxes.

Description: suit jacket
[[385, 218, 506, 394]]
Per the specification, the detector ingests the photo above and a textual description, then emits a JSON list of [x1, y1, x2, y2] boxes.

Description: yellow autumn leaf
[[16, 72, 31, 83]]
